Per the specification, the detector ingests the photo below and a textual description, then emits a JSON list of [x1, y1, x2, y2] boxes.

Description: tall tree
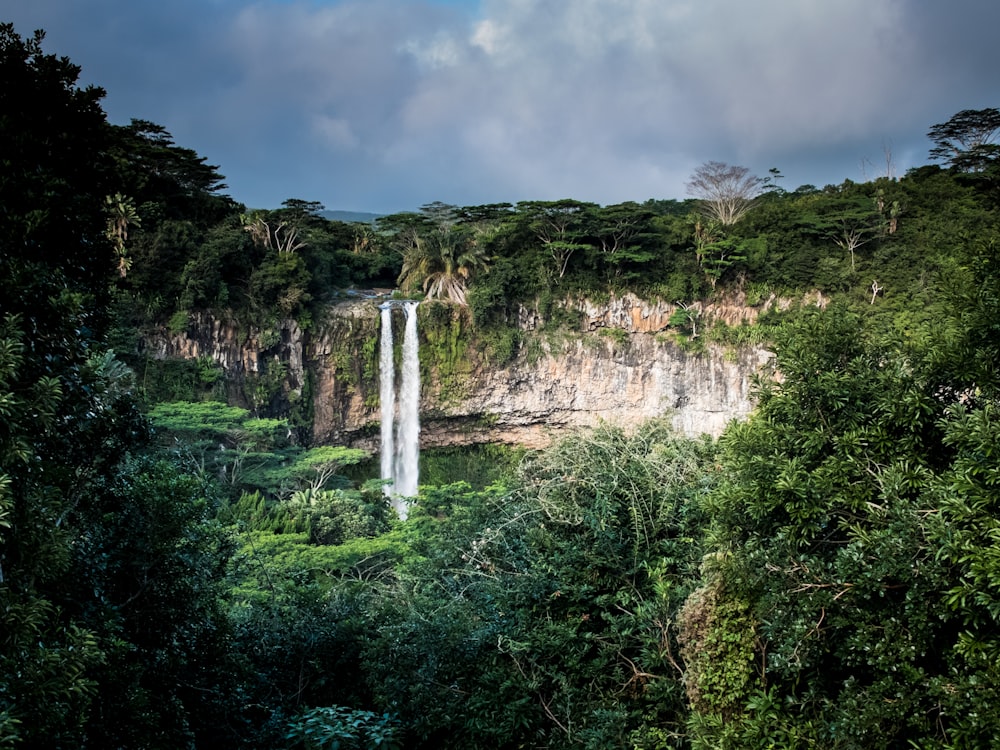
[[105, 192, 141, 277], [686, 161, 765, 225], [799, 192, 879, 272], [685, 286, 1000, 747], [515, 199, 596, 280], [107, 119, 234, 222], [0, 23, 118, 743], [0, 26, 238, 746], [588, 202, 658, 282], [396, 223, 493, 305], [928, 107, 1000, 173]]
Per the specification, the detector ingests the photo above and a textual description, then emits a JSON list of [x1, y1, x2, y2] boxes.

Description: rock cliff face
[[415, 334, 769, 450], [144, 294, 772, 451]]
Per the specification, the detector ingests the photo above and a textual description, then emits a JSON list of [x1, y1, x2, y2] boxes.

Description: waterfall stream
[[379, 300, 420, 518], [379, 304, 395, 500]]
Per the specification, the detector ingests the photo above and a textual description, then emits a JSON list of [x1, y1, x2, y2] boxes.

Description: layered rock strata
[[144, 295, 772, 450]]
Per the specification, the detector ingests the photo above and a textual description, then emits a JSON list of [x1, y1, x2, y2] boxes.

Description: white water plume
[[378, 300, 420, 518], [379, 304, 395, 497]]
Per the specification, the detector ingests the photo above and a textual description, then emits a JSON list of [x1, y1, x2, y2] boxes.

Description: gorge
[[143, 293, 774, 455]]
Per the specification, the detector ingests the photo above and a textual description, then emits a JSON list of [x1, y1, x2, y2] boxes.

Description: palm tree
[[239, 211, 307, 254], [397, 223, 493, 305], [104, 193, 140, 277]]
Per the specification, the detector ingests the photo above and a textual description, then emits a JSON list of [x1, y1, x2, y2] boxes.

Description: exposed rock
[[144, 298, 773, 451], [563, 291, 773, 332], [412, 333, 771, 450], [141, 311, 306, 400]]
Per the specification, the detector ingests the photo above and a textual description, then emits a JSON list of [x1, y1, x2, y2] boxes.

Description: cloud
[[5, 0, 1000, 210], [354, 0, 928, 201], [312, 116, 360, 150]]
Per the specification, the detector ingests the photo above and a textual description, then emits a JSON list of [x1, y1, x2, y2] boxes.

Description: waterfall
[[379, 304, 395, 497], [395, 301, 420, 498], [378, 300, 420, 518]]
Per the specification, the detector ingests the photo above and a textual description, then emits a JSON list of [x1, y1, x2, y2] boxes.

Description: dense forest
[[3, 22, 1000, 749]]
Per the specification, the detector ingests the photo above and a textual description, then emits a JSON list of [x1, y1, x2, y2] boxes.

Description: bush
[[286, 705, 402, 750]]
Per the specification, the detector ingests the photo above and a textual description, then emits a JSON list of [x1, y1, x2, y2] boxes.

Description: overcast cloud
[[5, 0, 999, 212]]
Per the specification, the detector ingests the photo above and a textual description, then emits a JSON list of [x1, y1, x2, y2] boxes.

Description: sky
[[5, 0, 1000, 214]]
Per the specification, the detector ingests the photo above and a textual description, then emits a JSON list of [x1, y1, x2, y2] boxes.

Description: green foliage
[[669, 305, 701, 338], [743, 280, 773, 306], [928, 107, 1000, 173], [677, 577, 757, 719], [230, 527, 407, 596], [322, 311, 380, 400], [418, 301, 473, 397], [246, 356, 290, 414], [288, 487, 392, 546], [148, 399, 250, 436], [147, 399, 377, 513], [418, 443, 524, 488], [167, 308, 190, 334], [294, 445, 369, 475], [0, 24, 127, 744], [286, 706, 402, 750], [686, 273, 1000, 746], [706, 319, 775, 349], [252, 446, 368, 496], [249, 250, 313, 317], [0, 31, 241, 739], [476, 324, 523, 364], [132, 355, 224, 403], [395, 211, 494, 306], [598, 325, 629, 345], [338, 425, 717, 748], [72, 457, 239, 748]]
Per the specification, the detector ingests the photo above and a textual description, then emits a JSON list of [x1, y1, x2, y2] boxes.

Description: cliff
[[143, 294, 773, 451]]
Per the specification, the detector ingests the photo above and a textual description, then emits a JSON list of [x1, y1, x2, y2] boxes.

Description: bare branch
[[686, 161, 765, 225]]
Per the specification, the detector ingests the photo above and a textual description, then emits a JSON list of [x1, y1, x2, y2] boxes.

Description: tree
[[799, 192, 879, 272], [516, 199, 596, 280], [396, 223, 493, 305], [685, 294, 1000, 747], [286, 706, 402, 750], [0, 24, 118, 742], [73, 458, 238, 748], [670, 301, 702, 338], [359, 424, 714, 748], [260, 445, 368, 497], [105, 192, 141, 277], [686, 161, 765, 225], [107, 118, 234, 223], [0, 28, 241, 745], [105, 118, 241, 320], [241, 210, 308, 254], [928, 107, 1000, 173], [588, 202, 658, 282], [591, 202, 645, 255]]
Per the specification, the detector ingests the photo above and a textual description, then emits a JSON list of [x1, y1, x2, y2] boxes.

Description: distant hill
[[320, 210, 384, 224]]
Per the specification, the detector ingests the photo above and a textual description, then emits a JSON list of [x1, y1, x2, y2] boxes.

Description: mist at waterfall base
[[379, 301, 420, 519]]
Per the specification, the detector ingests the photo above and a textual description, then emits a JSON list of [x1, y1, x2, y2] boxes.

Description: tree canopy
[[686, 161, 767, 225], [928, 107, 1000, 172]]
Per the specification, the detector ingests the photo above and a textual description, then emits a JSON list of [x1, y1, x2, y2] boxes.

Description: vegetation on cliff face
[[4, 22, 1000, 749]]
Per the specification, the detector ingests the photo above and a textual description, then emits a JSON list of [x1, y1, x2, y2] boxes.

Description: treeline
[[4, 21, 1000, 749], [117, 166, 995, 329], [109, 130, 1000, 356]]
